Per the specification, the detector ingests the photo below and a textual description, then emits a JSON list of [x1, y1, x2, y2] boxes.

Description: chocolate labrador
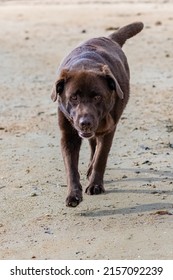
[[51, 22, 144, 207]]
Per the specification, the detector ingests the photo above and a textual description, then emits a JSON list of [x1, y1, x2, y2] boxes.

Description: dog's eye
[[93, 95, 102, 102], [71, 95, 78, 100], [70, 95, 79, 104]]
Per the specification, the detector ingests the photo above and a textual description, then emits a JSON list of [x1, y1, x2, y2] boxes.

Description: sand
[[0, 0, 173, 259]]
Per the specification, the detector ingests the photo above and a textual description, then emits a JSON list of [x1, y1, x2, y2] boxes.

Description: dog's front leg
[[59, 113, 83, 207], [85, 128, 116, 195], [61, 130, 82, 207]]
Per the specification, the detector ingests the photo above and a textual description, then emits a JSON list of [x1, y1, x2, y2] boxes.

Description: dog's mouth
[[78, 131, 95, 139]]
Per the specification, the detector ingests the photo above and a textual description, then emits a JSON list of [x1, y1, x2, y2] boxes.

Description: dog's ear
[[51, 79, 64, 102], [102, 65, 124, 100], [51, 69, 69, 102]]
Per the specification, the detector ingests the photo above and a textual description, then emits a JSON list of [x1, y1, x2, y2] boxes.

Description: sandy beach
[[0, 0, 173, 259]]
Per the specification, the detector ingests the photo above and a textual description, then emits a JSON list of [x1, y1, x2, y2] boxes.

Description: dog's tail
[[109, 22, 144, 47]]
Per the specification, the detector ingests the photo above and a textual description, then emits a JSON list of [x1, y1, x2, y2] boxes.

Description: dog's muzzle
[[78, 115, 96, 139]]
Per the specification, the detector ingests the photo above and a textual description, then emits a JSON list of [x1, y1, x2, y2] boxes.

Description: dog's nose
[[79, 116, 92, 129]]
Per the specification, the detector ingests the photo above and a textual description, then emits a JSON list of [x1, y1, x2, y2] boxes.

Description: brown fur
[[51, 22, 144, 207]]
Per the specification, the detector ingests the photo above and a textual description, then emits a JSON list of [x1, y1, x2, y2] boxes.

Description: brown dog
[[51, 22, 144, 207]]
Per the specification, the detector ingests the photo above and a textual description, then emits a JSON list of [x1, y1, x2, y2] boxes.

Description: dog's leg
[[85, 128, 116, 195], [87, 137, 97, 179], [59, 114, 83, 207], [61, 130, 82, 207]]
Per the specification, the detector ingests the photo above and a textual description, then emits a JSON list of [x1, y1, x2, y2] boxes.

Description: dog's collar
[[59, 103, 73, 123]]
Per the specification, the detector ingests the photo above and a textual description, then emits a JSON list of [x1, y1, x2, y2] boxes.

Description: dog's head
[[51, 65, 124, 139]]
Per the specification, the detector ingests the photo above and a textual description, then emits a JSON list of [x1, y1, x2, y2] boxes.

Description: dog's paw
[[66, 193, 83, 207], [85, 184, 105, 195]]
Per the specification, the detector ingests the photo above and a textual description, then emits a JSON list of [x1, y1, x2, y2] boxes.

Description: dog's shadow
[[79, 167, 173, 217], [79, 203, 173, 217], [105, 166, 173, 184]]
